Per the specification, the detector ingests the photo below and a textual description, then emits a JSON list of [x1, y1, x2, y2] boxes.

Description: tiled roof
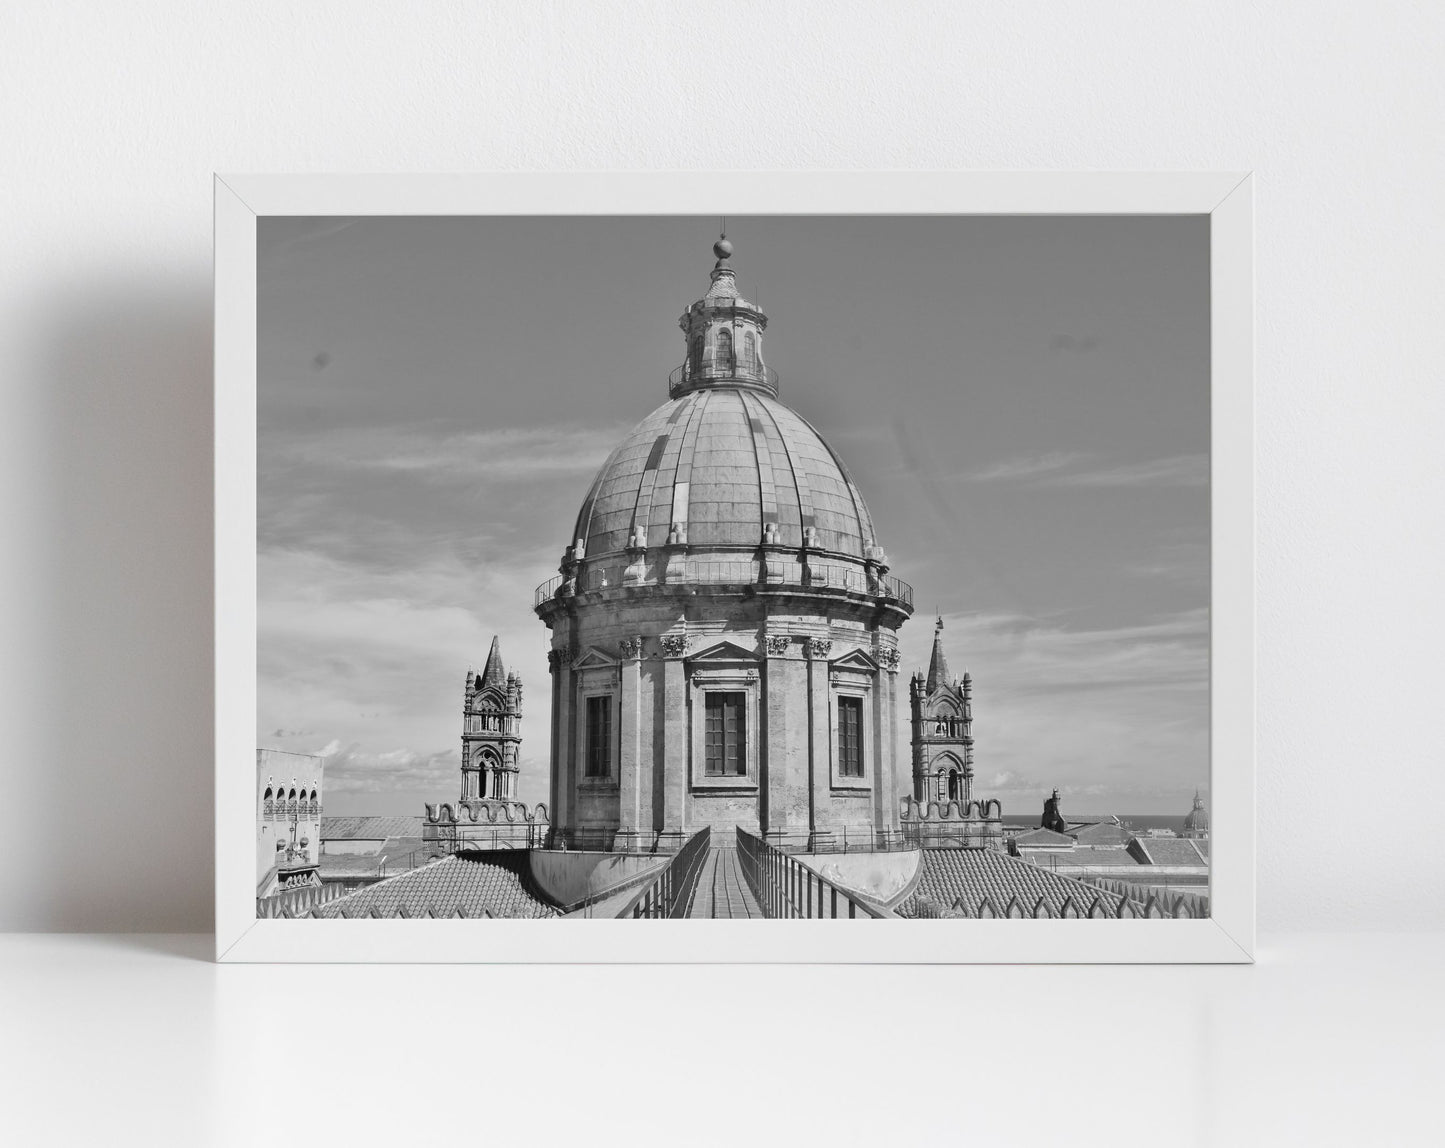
[[898, 849, 1132, 918], [1063, 847, 1141, 868], [319, 837, 441, 879], [1069, 821, 1131, 846], [313, 852, 559, 919], [1012, 828, 1075, 848], [1016, 847, 1142, 876], [320, 816, 425, 840], [1133, 838, 1209, 867], [318, 853, 387, 878]]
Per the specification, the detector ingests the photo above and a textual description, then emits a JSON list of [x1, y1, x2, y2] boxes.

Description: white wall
[[2, 1, 1440, 932]]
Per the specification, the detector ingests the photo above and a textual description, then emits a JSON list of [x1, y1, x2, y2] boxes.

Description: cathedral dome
[[571, 387, 879, 560], [535, 235, 910, 615]]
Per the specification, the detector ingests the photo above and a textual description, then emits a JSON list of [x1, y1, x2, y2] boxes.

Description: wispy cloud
[[257, 542, 561, 812], [315, 740, 459, 796], [269, 423, 626, 485], [965, 452, 1085, 483], [1052, 454, 1207, 488], [898, 607, 1209, 811], [964, 452, 1207, 489]]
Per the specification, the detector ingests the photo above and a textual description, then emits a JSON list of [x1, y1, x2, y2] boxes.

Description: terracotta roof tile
[[1011, 828, 1075, 847], [899, 849, 1132, 918], [320, 816, 425, 840], [314, 852, 559, 919], [1133, 838, 1209, 867]]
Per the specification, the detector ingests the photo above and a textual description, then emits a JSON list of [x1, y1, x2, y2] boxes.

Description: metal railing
[[668, 361, 779, 398], [535, 561, 913, 610], [534, 575, 563, 607], [425, 824, 548, 854], [736, 827, 889, 919], [758, 827, 917, 854], [619, 827, 712, 918], [549, 827, 692, 854], [880, 573, 914, 609]]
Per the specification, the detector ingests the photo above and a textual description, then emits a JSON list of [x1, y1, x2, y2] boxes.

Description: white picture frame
[[217, 171, 1253, 963]]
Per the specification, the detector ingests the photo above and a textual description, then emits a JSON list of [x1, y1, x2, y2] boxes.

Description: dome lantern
[[671, 234, 776, 399]]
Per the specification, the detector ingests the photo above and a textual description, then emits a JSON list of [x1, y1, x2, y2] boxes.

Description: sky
[[258, 214, 1209, 820]]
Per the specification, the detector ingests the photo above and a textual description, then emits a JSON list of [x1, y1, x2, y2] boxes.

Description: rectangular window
[[704, 692, 747, 777], [838, 696, 864, 778], [585, 695, 612, 778]]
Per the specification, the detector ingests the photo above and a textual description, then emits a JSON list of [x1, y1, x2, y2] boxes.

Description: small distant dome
[[713, 236, 733, 260], [1183, 790, 1209, 835]]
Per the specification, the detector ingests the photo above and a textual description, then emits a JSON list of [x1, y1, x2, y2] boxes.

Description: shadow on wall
[[13, 276, 213, 931]]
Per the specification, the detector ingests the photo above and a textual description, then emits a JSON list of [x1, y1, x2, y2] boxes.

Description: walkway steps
[[685, 846, 764, 919]]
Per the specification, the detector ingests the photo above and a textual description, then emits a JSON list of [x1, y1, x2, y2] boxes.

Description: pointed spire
[[925, 615, 950, 692], [479, 635, 506, 689]]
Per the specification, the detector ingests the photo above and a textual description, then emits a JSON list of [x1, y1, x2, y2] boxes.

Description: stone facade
[[536, 237, 914, 848], [256, 748, 323, 890]]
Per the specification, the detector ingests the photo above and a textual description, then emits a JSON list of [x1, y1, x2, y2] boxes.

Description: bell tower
[[461, 636, 523, 803], [909, 618, 975, 804]]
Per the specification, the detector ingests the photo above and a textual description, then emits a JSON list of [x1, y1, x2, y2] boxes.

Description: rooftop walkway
[[685, 845, 764, 919]]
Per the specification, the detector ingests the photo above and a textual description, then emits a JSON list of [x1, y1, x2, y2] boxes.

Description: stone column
[[806, 637, 833, 839], [616, 637, 643, 851], [871, 664, 886, 833], [559, 639, 579, 837], [762, 633, 798, 838], [661, 632, 689, 838], [547, 648, 566, 834], [876, 651, 900, 831]]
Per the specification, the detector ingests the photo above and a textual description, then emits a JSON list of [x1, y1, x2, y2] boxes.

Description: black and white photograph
[[255, 214, 1212, 924], [14, 3, 1445, 1144]]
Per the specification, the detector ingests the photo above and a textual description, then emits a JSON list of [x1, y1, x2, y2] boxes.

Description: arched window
[[262, 788, 274, 819], [715, 328, 733, 374], [308, 792, 320, 818], [742, 330, 758, 372]]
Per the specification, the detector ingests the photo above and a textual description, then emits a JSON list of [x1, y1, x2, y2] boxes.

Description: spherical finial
[[713, 236, 733, 261]]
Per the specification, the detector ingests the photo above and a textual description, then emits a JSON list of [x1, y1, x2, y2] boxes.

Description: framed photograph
[[217, 172, 1253, 963]]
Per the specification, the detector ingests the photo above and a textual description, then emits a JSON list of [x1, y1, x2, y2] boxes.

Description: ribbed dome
[[571, 388, 878, 560], [1183, 791, 1209, 834]]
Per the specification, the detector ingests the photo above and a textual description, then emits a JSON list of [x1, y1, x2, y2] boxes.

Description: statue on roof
[[1041, 788, 1067, 834]]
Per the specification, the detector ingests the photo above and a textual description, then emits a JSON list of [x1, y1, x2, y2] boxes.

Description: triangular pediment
[[830, 647, 880, 673], [572, 646, 619, 670], [688, 640, 759, 664]]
